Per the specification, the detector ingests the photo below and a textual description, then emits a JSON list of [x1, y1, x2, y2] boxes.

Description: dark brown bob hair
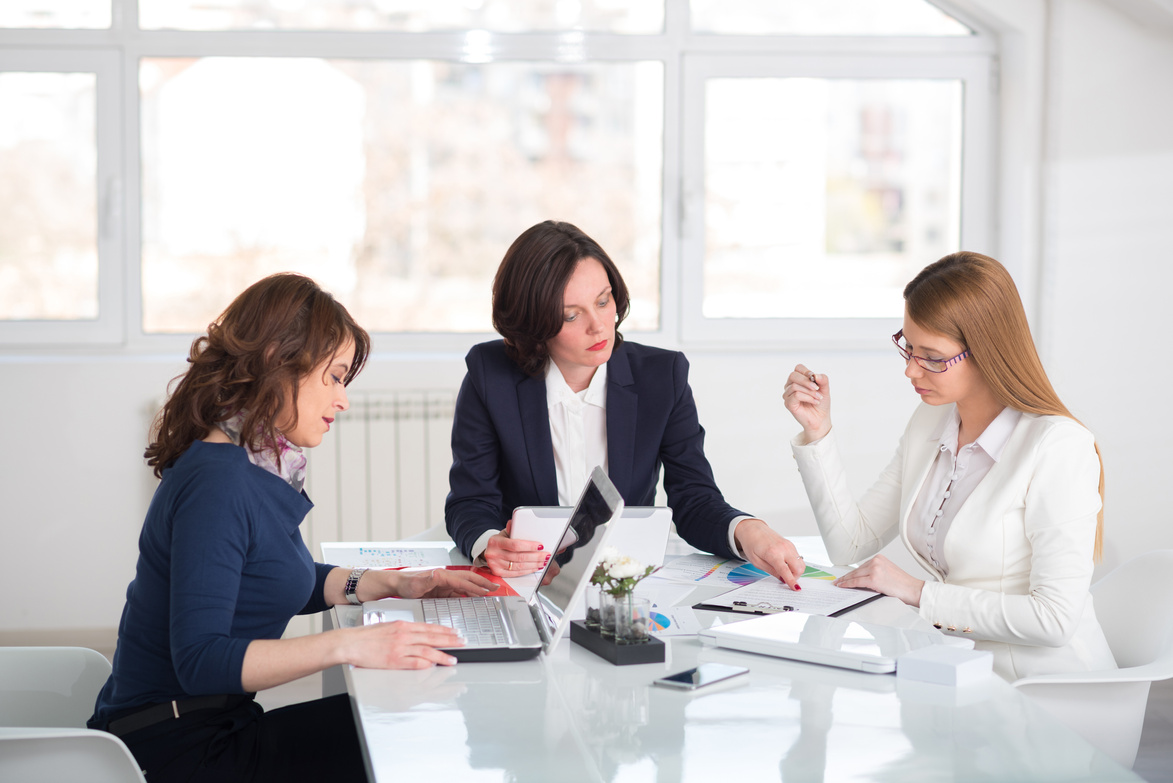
[[145, 273, 370, 477], [492, 220, 630, 377]]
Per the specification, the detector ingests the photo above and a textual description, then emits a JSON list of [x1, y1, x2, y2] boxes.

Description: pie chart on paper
[[726, 562, 770, 586]]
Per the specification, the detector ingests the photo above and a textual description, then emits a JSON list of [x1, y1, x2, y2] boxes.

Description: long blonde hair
[[903, 252, 1104, 560]]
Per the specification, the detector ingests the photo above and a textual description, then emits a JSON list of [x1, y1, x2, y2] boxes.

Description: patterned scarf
[[217, 411, 307, 493]]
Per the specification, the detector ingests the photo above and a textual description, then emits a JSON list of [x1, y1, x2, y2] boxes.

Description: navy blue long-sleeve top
[[90, 440, 334, 726]]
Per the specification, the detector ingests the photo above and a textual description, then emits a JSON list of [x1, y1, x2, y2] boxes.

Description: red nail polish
[[538, 545, 544, 550], [794, 583, 802, 590]]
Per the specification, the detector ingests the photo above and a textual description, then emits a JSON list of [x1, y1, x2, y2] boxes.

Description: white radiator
[[302, 390, 457, 554]]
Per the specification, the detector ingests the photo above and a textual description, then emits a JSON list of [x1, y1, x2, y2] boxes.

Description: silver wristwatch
[[344, 567, 368, 605]]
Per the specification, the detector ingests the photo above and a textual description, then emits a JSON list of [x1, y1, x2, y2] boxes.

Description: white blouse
[[906, 406, 1022, 576]]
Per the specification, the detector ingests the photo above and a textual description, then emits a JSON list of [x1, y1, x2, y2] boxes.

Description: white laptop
[[362, 466, 624, 662], [699, 610, 972, 674]]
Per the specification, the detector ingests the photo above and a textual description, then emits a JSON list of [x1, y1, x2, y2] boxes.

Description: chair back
[[0, 728, 146, 783], [1091, 550, 1173, 669], [0, 647, 112, 728]]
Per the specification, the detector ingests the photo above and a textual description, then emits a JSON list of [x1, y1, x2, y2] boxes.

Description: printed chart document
[[320, 541, 459, 569], [695, 563, 881, 618], [653, 553, 773, 587]]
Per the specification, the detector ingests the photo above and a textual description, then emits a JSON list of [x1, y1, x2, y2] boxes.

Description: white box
[[896, 644, 993, 687]]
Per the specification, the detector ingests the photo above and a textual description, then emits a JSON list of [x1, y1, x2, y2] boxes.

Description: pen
[[807, 371, 817, 385]]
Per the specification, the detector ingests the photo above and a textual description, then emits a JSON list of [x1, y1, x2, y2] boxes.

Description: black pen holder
[[570, 621, 666, 666]]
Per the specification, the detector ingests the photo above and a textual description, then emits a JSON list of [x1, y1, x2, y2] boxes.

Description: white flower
[[607, 556, 645, 580], [600, 546, 622, 567]]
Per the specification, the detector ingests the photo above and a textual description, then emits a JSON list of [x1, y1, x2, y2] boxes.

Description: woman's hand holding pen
[[483, 519, 552, 578], [783, 363, 832, 444]]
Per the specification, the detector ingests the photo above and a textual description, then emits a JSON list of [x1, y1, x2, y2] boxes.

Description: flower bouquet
[[591, 547, 658, 644]]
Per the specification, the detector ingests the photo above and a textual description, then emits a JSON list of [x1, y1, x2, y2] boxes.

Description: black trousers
[[112, 694, 369, 783]]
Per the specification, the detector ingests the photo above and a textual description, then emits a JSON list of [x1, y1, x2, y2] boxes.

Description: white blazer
[[791, 403, 1117, 682]]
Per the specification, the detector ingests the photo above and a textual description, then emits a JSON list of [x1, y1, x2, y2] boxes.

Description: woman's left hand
[[363, 568, 498, 601], [833, 555, 925, 607]]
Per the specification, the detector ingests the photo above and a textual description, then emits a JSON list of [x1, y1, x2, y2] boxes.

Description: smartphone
[[653, 662, 749, 691]]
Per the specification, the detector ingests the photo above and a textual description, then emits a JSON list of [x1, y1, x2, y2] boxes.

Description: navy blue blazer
[[444, 339, 748, 560]]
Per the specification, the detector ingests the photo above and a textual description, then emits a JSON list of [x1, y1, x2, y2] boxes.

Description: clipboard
[[692, 590, 882, 618], [691, 569, 883, 618]]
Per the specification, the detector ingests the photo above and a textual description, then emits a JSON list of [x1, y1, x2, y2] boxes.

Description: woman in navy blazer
[[445, 221, 803, 585]]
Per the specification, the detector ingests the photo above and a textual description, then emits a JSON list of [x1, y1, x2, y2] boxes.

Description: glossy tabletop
[[334, 592, 1140, 783]]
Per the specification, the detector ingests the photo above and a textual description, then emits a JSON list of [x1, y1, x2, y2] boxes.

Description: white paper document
[[700, 569, 880, 618]]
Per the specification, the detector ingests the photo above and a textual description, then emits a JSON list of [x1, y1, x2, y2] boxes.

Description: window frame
[[0, 47, 125, 346], [679, 41, 996, 349], [0, 1, 999, 354]]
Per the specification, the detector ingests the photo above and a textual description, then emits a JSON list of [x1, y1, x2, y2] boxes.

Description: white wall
[[2, 0, 1172, 635]]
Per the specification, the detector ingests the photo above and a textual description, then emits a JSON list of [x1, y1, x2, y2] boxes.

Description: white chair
[[1013, 549, 1173, 768], [0, 728, 146, 783], [0, 646, 112, 728]]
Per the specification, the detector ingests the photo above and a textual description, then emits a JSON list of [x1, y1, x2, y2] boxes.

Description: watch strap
[[344, 567, 367, 605]]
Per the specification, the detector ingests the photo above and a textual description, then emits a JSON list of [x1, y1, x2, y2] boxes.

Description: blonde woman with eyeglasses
[[782, 252, 1116, 682]]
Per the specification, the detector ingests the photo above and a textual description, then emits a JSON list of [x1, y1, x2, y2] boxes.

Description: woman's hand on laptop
[[483, 519, 552, 577], [352, 567, 497, 603], [394, 568, 498, 600], [344, 621, 466, 669]]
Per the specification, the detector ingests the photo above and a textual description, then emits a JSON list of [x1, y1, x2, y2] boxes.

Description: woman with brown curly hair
[[89, 273, 492, 782], [445, 221, 804, 586]]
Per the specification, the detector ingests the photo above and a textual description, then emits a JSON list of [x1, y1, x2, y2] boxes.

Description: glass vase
[[612, 594, 652, 645], [584, 584, 603, 631], [599, 591, 618, 639]]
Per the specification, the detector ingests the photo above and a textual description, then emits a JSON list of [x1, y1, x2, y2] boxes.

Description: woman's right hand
[[343, 620, 466, 670], [783, 363, 832, 444], [483, 519, 550, 577]]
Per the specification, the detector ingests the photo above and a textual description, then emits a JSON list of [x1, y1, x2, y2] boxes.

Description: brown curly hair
[[492, 221, 630, 377], [145, 273, 370, 477]]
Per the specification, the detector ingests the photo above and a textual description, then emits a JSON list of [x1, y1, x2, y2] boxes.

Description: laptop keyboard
[[421, 597, 509, 646]]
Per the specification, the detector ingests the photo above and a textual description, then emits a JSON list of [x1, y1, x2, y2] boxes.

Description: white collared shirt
[[470, 362, 609, 561], [546, 361, 610, 506], [471, 359, 749, 561], [907, 406, 1022, 576]]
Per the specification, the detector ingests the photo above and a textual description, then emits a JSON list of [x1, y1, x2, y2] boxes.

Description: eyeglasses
[[892, 330, 970, 373]]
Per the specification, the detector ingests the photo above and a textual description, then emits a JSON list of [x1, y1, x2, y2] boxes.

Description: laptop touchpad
[[364, 608, 416, 625]]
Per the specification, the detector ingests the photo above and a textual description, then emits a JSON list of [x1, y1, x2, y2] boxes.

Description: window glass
[[703, 77, 961, 319], [0, 1, 110, 28], [140, 0, 662, 33], [140, 58, 663, 333], [0, 72, 98, 320], [691, 0, 970, 36]]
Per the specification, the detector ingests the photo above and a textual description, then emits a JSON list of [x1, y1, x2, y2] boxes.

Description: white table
[[325, 541, 1142, 783]]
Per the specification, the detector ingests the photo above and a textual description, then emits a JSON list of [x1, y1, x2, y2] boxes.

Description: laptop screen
[[533, 466, 624, 639]]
